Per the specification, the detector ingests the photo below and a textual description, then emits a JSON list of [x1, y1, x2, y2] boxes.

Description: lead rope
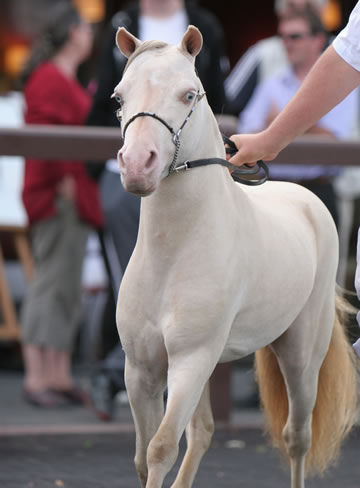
[[169, 134, 269, 186]]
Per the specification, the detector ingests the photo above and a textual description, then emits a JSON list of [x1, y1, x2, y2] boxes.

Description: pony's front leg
[[145, 352, 216, 488], [171, 380, 214, 488], [125, 356, 167, 488]]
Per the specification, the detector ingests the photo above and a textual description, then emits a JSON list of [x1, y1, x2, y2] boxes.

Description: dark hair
[[20, 2, 81, 86], [280, 2, 327, 36]]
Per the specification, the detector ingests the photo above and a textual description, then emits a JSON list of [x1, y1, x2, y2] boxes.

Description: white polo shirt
[[333, 1, 360, 72]]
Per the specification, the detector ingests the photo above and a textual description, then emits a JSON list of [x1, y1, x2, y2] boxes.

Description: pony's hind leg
[[125, 355, 167, 488], [275, 353, 318, 488], [171, 380, 214, 488], [256, 306, 335, 488]]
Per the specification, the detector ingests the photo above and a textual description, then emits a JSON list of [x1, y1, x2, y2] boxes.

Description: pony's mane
[[124, 40, 169, 73]]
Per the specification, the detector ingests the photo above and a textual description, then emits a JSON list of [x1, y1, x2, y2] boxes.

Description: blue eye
[[185, 91, 195, 103], [112, 93, 123, 105]]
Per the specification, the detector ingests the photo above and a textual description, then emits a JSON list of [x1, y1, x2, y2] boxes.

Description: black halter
[[116, 92, 268, 186]]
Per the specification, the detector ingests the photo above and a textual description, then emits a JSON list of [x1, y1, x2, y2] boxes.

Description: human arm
[[229, 45, 360, 165]]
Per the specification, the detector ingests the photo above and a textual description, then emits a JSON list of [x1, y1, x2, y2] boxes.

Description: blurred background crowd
[[0, 0, 356, 91], [0, 0, 359, 422]]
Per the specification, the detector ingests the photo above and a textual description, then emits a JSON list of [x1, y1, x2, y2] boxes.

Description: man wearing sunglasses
[[277, 6, 327, 82], [237, 3, 357, 227], [224, 0, 330, 117]]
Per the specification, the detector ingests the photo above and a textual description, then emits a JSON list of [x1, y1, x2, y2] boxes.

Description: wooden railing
[[0, 124, 360, 165], [0, 122, 359, 422]]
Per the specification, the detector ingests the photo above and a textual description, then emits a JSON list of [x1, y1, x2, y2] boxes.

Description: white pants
[[353, 227, 360, 356]]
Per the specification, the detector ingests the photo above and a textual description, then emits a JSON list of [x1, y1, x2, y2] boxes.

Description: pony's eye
[[184, 91, 195, 103], [112, 93, 123, 105]]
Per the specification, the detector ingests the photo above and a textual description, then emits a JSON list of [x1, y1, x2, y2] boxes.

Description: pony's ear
[[116, 27, 141, 58], [179, 25, 203, 58]]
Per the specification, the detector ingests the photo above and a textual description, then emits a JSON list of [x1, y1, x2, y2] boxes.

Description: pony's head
[[114, 26, 206, 196]]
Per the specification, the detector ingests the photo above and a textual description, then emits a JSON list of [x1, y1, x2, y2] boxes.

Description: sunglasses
[[279, 32, 313, 41]]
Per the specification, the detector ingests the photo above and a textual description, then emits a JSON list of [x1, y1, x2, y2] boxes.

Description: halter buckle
[[174, 161, 189, 172], [172, 130, 182, 145]]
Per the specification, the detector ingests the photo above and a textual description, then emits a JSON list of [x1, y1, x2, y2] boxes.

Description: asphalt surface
[[1, 427, 359, 488], [1, 370, 359, 488]]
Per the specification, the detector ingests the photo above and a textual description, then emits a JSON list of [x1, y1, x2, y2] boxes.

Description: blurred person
[[20, 3, 103, 408], [237, 4, 358, 226], [225, 0, 330, 117], [86, 0, 228, 421], [229, 1, 360, 344]]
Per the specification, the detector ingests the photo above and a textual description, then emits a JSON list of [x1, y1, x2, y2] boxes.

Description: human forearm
[[230, 45, 360, 166], [262, 46, 360, 154]]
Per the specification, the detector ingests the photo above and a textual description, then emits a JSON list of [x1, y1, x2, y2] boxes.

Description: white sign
[[0, 92, 28, 227]]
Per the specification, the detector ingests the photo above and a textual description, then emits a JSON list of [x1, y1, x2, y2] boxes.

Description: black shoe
[[90, 373, 116, 421]]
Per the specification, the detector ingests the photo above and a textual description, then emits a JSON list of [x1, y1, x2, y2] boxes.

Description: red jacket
[[22, 62, 103, 229]]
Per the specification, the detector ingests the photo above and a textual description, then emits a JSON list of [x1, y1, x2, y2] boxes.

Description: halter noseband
[[116, 91, 268, 186]]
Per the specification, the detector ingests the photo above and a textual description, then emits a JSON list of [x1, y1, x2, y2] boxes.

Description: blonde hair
[[275, 0, 327, 15]]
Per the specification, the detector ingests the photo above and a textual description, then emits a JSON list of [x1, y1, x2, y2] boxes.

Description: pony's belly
[[219, 295, 309, 363]]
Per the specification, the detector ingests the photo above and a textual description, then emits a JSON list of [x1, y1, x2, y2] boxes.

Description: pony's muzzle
[[118, 145, 159, 195], [118, 145, 158, 174]]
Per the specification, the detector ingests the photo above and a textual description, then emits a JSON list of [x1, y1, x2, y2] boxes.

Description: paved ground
[[1, 370, 359, 487], [1, 428, 359, 487]]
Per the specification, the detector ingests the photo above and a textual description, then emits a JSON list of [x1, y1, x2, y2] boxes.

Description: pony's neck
[[187, 108, 225, 161], [147, 105, 227, 203], [139, 107, 240, 240]]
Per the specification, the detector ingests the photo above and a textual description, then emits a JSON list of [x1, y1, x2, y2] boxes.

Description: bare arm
[[230, 46, 360, 165]]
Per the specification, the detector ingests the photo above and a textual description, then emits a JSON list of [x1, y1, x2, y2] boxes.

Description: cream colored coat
[[113, 26, 357, 488]]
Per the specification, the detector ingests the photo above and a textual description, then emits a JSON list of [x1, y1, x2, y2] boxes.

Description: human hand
[[227, 132, 279, 167]]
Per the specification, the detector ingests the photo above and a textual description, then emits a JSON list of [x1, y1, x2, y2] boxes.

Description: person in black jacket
[[89, 0, 227, 128], [87, 0, 229, 421]]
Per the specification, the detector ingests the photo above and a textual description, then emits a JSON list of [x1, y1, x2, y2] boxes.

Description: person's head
[[20, 2, 93, 85], [275, 0, 328, 16], [278, 4, 327, 71], [140, 0, 185, 17]]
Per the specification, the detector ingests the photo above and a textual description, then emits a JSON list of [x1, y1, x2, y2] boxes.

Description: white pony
[[114, 26, 357, 488]]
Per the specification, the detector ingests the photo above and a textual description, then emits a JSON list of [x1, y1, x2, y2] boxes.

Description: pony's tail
[[255, 295, 358, 475]]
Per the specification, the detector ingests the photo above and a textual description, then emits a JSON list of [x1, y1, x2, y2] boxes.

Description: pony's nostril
[[117, 149, 126, 171], [145, 151, 157, 170]]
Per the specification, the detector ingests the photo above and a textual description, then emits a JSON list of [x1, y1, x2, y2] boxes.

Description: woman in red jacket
[[20, 4, 103, 407]]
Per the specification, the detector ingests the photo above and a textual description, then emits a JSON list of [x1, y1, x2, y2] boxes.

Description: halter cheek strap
[[116, 92, 269, 186]]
